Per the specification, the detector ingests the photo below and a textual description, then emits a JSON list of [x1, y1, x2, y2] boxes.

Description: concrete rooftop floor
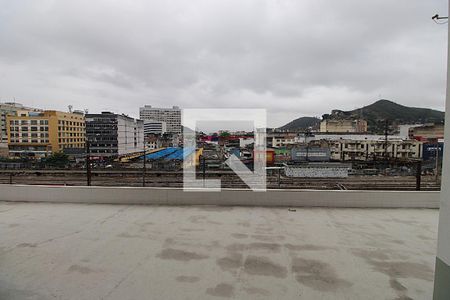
[[0, 202, 438, 300]]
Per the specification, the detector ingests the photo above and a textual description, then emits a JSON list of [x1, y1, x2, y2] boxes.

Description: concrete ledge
[[0, 184, 440, 208]]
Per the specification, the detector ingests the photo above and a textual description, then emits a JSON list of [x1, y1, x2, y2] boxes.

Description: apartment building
[[143, 120, 167, 135], [320, 119, 368, 133], [7, 110, 85, 157], [85, 112, 144, 157], [139, 105, 181, 134], [0, 103, 42, 156], [330, 139, 422, 161], [267, 133, 300, 147]]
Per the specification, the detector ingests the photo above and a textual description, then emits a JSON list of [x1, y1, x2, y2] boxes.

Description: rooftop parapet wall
[[0, 185, 439, 208]]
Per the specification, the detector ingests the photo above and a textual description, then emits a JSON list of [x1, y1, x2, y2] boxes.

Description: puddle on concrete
[[67, 264, 95, 274], [352, 248, 391, 260], [117, 232, 143, 239], [231, 233, 248, 239], [390, 279, 407, 292], [237, 221, 251, 228], [157, 248, 209, 261], [291, 257, 352, 292], [206, 283, 234, 298], [244, 255, 288, 278], [17, 243, 37, 248], [351, 247, 434, 299], [371, 261, 434, 281], [251, 234, 285, 242], [284, 243, 334, 252], [243, 286, 271, 296], [180, 228, 205, 232], [217, 253, 243, 272], [176, 275, 200, 283], [226, 242, 281, 252]]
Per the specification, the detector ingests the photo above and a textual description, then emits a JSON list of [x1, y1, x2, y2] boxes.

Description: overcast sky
[[0, 0, 447, 127]]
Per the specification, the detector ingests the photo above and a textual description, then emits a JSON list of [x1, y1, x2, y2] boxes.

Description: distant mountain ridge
[[278, 116, 320, 131], [279, 99, 445, 133]]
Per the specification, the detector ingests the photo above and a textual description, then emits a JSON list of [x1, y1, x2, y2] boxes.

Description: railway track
[[0, 170, 440, 191]]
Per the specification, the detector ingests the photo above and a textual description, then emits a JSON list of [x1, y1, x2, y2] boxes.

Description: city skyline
[[0, 0, 447, 127]]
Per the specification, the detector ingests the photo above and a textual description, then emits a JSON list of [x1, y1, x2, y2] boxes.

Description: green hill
[[280, 99, 444, 133], [335, 99, 445, 133], [278, 116, 320, 131]]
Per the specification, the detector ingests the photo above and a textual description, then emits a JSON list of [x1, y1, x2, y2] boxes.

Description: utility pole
[[201, 155, 206, 187], [142, 141, 146, 187], [436, 140, 440, 182], [384, 119, 389, 160], [384, 119, 389, 175], [416, 160, 422, 191], [278, 167, 281, 188], [86, 140, 91, 186], [305, 129, 311, 162]]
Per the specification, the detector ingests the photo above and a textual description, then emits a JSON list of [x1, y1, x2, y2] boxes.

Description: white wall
[[436, 2, 450, 267], [0, 185, 439, 208]]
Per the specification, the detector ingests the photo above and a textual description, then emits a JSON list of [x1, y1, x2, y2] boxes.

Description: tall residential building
[[85, 112, 144, 157], [0, 102, 42, 144], [139, 105, 181, 134], [7, 110, 85, 157], [320, 119, 367, 133]]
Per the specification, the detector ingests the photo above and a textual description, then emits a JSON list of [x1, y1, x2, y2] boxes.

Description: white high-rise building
[[143, 120, 167, 135], [139, 105, 181, 134]]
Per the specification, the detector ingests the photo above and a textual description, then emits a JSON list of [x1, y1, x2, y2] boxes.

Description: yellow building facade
[[7, 110, 85, 157]]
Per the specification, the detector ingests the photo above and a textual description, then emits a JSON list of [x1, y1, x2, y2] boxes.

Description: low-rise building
[[267, 133, 300, 147], [0, 102, 42, 144], [291, 147, 331, 162], [329, 139, 422, 161], [409, 124, 444, 141], [7, 110, 85, 158], [320, 119, 367, 133], [0, 102, 42, 157]]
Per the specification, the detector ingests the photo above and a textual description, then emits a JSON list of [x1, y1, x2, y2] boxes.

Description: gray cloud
[[0, 0, 447, 127]]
